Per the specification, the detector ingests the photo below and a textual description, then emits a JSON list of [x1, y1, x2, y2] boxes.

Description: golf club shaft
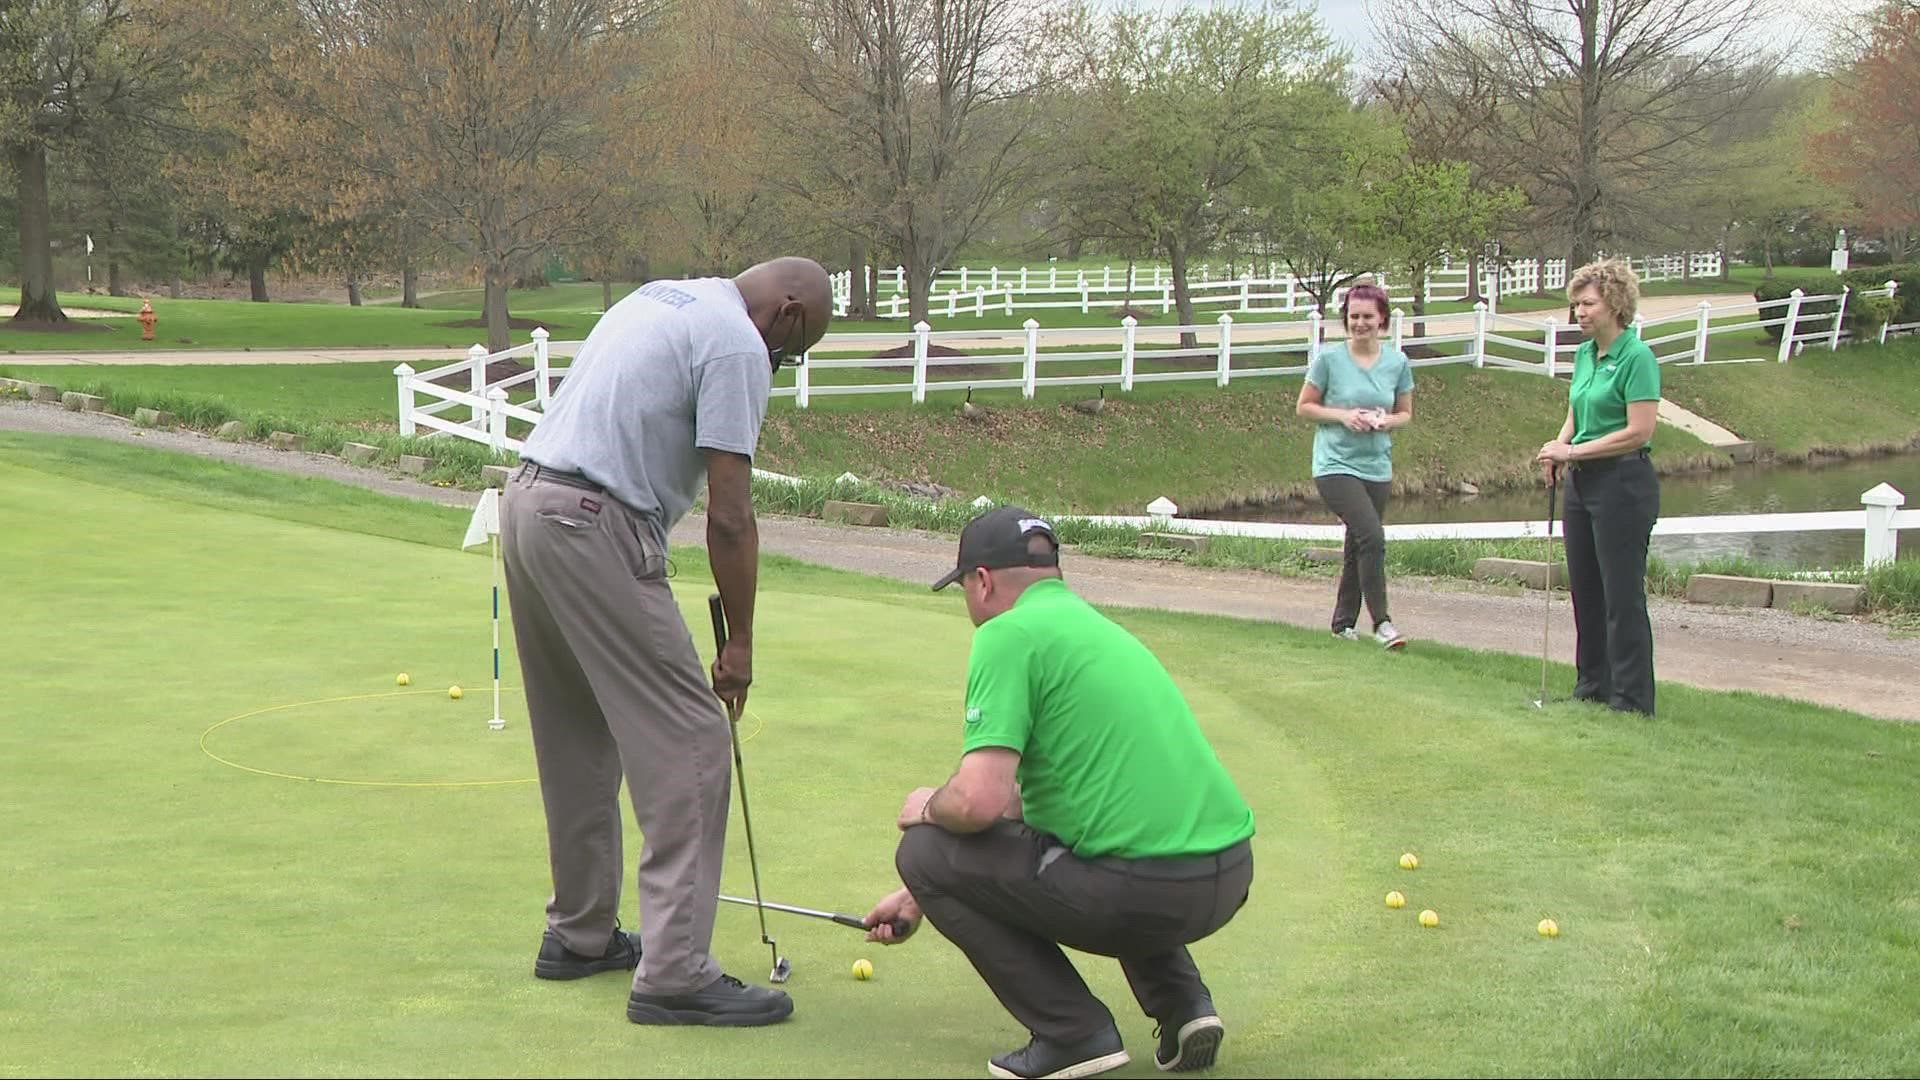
[[718, 893, 913, 937], [1541, 470, 1557, 701], [709, 594, 778, 959]]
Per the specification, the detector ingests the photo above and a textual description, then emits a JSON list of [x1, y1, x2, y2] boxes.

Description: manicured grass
[[0, 362, 401, 424], [4, 435, 1919, 1077], [1661, 338, 1920, 458]]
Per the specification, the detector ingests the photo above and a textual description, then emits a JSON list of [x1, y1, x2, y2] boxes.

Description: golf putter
[[1533, 469, 1558, 709], [719, 894, 915, 940], [709, 593, 791, 984]]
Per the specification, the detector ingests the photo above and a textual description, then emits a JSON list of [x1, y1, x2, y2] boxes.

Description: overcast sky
[[1095, 0, 1873, 76]]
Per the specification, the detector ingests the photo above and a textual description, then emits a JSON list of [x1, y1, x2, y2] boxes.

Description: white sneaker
[[1374, 621, 1407, 650], [1332, 628, 1359, 641]]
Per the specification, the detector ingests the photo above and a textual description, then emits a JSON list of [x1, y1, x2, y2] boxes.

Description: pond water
[[1195, 452, 1920, 568]]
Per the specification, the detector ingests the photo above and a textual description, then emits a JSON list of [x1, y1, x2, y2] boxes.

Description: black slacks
[[1561, 450, 1660, 715]]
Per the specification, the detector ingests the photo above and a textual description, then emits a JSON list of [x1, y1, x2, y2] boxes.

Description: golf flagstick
[[490, 531, 504, 731], [708, 593, 790, 984]]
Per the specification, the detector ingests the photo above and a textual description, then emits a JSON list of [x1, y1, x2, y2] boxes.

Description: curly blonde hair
[[1567, 259, 1640, 327]]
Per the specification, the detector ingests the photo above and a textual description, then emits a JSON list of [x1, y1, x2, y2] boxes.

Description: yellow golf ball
[[852, 958, 873, 980], [1400, 852, 1420, 871], [1538, 918, 1560, 938], [395, 673, 410, 686], [1419, 909, 1440, 928], [1385, 891, 1406, 909], [448, 685, 463, 700]]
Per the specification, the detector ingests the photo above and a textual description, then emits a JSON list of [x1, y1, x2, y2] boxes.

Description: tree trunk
[[1764, 239, 1775, 277], [1570, 0, 1601, 271], [108, 259, 126, 297], [10, 143, 68, 325], [1718, 225, 1732, 282], [1066, 235, 1085, 260], [1167, 233, 1197, 350], [1122, 255, 1136, 311], [402, 265, 420, 308], [1412, 262, 1429, 340], [904, 247, 932, 326], [249, 258, 269, 302], [484, 263, 512, 353], [849, 235, 871, 320], [1465, 251, 1483, 304], [602, 278, 613, 312], [170, 275, 183, 299], [347, 276, 363, 306]]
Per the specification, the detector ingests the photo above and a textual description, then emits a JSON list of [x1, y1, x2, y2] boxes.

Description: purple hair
[[1342, 282, 1391, 323]]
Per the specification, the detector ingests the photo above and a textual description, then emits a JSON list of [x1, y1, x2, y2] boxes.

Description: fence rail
[[834, 252, 1725, 320], [395, 282, 1903, 455], [1059, 484, 1915, 569]]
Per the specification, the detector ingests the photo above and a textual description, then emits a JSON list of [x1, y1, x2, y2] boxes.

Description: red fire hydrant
[[137, 299, 157, 341]]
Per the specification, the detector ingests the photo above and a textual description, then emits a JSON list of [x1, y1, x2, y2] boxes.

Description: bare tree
[[1375, 0, 1790, 269], [749, 0, 1065, 325]]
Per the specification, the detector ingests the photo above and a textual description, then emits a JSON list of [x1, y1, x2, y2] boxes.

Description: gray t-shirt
[[520, 277, 772, 549]]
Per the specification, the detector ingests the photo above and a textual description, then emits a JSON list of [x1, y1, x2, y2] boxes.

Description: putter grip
[[709, 592, 727, 653]]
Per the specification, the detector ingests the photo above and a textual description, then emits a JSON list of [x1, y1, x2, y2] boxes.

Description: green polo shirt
[[959, 578, 1256, 859], [1569, 327, 1660, 444]]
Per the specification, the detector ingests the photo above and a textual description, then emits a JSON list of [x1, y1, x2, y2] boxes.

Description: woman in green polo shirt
[[1295, 282, 1414, 649], [1535, 259, 1661, 715]]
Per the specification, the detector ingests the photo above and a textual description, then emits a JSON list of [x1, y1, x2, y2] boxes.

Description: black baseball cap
[[931, 505, 1061, 591]]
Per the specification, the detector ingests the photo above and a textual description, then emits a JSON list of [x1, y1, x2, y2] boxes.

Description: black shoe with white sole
[[626, 973, 794, 1027], [1153, 1009, 1225, 1072], [987, 1026, 1130, 1079], [533, 925, 643, 981]]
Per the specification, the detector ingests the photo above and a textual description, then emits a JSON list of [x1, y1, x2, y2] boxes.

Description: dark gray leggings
[[1314, 473, 1393, 632]]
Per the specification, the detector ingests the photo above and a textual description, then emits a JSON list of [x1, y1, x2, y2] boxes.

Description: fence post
[[1473, 302, 1488, 368], [532, 326, 551, 407], [1162, 285, 1172, 315], [1004, 287, 1014, 316], [468, 344, 489, 427], [1050, 265, 1058, 290], [1882, 280, 1898, 345], [946, 291, 957, 318], [1309, 309, 1323, 368], [1545, 316, 1560, 377], [1216, 314, 1233, 387], [912, 320, 931, 404], [1693, 301, 1711, 365], [1023, 319, 1039, 400], [1778, 289, 1805, 363], [1285, 276, 1296, 313], [1104, 266, 1112, 290], [487, 387, 508, 452], [1830, 286, 1850, 350], [1081, 285, 1090, 315], [990, 266, 999, 289], [1020, 266, 1028, 292], [1240, 276, 1251, 312], [394, 363, 416, 436], [1121, 315, 1138, 392], [975, 287, 985, 318], [1391, 307, 1404, 352], [959, 266, 969, 292], [1861, 483, 1905, 568], [895, 266, 905, 292], [795, 353, 811, 409]]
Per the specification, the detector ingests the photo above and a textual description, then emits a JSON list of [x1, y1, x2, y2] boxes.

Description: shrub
[[1843, 262, 1920, 328], [1754, 273, 1844, 343]]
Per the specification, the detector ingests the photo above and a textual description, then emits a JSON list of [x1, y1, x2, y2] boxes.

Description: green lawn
[[1662, 337, 1920, 458], [3, 433, 1918, 1077], [0, 267, 1780, 353]]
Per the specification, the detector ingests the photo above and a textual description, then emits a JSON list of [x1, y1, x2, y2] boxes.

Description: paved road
[[6, 394, 1914, 724]]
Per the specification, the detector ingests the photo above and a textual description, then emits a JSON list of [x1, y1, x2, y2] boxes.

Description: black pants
[[1315, 474, 1393, 632], [1561, 451, 1659, 715], [895, 820, 1254, 1044]]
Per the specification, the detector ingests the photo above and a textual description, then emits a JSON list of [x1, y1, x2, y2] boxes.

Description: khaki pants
[[501, 463, 732, 995]]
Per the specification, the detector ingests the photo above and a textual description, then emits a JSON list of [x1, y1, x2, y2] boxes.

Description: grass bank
[[1661, 338, 1920, 460]]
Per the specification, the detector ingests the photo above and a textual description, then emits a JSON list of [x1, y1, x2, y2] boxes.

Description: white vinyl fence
[[394, 282, 1902, 450], [835, 252, 1725, 321]]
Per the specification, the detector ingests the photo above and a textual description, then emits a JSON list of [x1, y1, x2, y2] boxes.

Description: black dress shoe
[[533, 925, 642, 981], [626, 973, 794, 1027]]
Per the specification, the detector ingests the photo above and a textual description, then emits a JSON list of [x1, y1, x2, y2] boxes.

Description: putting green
[[3, 434, 1918, 1077]]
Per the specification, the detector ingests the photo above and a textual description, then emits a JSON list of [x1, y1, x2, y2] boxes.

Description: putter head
[[770, 954, 791, 984]]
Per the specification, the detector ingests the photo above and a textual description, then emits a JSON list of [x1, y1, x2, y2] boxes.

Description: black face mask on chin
[[767, 307, 808, 370]]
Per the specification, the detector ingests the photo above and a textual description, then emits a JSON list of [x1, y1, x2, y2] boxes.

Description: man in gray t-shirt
[[500, 257, 831, 1029]]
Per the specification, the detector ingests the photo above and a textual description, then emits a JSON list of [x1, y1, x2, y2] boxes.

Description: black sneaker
[[626, 973, 794, 1027], [987, 1025, 1130, 1079], [1153, 1008, 1224, 1072], [533, 926, 643, 981]]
